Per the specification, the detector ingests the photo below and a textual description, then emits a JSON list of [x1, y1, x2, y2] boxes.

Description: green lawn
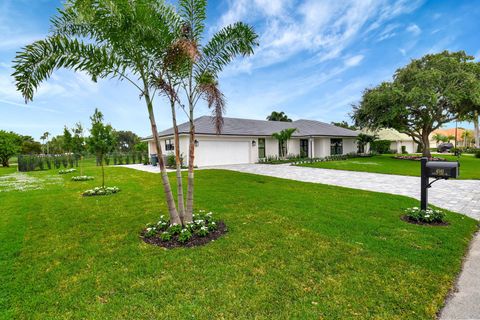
[[0, 163, 477, 319], [298, 154, 480, 179]]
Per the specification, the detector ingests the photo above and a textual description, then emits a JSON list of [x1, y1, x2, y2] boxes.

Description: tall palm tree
[[12, 0, 184, 225], [175, 0, 258, 222]]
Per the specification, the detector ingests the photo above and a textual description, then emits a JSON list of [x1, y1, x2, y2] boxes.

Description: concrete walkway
[[124, 163, 480, 318]]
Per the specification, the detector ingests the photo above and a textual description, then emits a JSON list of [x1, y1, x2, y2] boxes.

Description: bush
[[166, 153, 184, 168], [71, 176, 94, 181], [370, 140, 392, 154], [476, 150, 480, 158], [59, 168, 76, 174], [401, 146, 408, 154], [82, 186, 120, 196], [178, 229, 192, 243], [405, 207, 446, 223]]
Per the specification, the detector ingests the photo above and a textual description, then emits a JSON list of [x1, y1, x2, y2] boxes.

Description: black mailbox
[[425, 161, 459, 179]]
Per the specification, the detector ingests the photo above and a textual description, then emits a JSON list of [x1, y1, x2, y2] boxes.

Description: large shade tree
[[353, 51, 480, 157], [267, 111, 292, 122], [0, 131, 20, 167]]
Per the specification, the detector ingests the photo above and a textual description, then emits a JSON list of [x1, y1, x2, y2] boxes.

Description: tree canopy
[[267, 111, 292, 122], [0, 131, 20, 167], [353, 51, 480, 157]]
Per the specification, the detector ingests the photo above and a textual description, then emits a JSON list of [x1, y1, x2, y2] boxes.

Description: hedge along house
[[144, 116, 360, 167]]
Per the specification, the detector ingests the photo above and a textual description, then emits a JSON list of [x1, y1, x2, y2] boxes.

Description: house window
[[258, 138, 265, 158], [330, 138, 343, 155], [300, 139, 309, 157], [165, 139, 174, 151]]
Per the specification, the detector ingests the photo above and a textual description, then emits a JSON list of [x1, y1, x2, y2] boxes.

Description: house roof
[[431, 128, 465, 141], [362, 128, 413, 141], [144, 116, 359, 139]]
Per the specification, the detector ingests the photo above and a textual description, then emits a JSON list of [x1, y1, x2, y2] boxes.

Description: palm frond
[[196, 22, 258, 77], [197, 72, 225, 133], [12, 35, 121, 102], [178, 0, 207, 41]]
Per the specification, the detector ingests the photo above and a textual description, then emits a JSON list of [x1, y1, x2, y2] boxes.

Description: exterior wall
[[265, 138, 279, 158], [343, 138, 357, 154], [314, 138, 330, 158], [390, 140, 418, 154], [287, 138, 301, 156]]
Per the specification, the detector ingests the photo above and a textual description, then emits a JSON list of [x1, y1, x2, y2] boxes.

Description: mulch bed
[[141, 221, 228, 248], [401, 215, 449, 227]]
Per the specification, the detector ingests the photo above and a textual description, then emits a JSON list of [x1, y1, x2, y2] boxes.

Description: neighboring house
[[364, 128, 418, 154], [429, 128, 465, 148], [144, 116, 359, 167]]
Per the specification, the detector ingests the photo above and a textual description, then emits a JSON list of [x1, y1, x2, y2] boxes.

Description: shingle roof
[[144, 116, 359, 139]]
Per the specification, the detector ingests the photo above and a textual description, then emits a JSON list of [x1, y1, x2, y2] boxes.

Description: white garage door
[[195, 140, 250, 166]]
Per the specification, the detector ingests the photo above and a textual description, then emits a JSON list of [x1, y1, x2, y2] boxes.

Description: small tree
[[72, 122, 86, 173], [353, 51, 480, 157], [357, 133, 376, 153], [0, 131, 20, 167], [88, 109, 116, 188], [272, 128, 296, 158]]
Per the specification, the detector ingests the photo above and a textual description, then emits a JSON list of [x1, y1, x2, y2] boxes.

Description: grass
[[297, 154, 480, 179], [0, 162, 478, 319]]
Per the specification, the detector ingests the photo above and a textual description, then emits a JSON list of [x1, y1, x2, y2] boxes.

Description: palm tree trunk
[[185, 113, 195, 223], [474, 111, 479, 148], [169, 99, 185, 223], [145, 91, 181, 225]]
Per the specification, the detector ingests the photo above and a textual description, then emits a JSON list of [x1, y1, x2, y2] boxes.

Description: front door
[[300, 139, 309, 157]]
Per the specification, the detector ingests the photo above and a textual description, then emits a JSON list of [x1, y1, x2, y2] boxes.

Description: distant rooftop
[[144, 116, 359, 139]]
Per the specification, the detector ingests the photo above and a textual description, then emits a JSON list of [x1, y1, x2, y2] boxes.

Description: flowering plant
[[82, 186, 120, 196], [59, 168, 76, 174], [71, 176, 94, 181], [405, 207, 446, 223], [178, 229, 192, 243]]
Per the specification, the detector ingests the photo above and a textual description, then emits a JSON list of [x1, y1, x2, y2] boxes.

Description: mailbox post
[[420, 157, 460, 210]]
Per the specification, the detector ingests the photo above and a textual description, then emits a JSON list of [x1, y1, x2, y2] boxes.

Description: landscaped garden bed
[[394, 155, 446, 161], [402, 207, 449, 226], [82, 186, 120, 196], [141, 212, 227, 248], [71, 175, 94, 181]]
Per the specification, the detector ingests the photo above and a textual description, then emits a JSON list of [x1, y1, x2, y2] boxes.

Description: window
[[300, 139, 309, 157], [330, 138, 343, 155], [165, 139, 174, 151], [258, 138, 265, 158]]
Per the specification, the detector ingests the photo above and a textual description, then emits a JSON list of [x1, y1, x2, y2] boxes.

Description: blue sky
[[0, 0, 479, 139]]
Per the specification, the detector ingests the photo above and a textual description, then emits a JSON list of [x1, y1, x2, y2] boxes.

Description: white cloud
[[217, 0, 425, 75], [406, 23, 421, 36], [344, 55, 364, 67]]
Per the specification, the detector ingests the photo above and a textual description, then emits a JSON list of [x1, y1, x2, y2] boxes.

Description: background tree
[[71, 123, 86, 156], [12, 0, 186, 225], [331, 121, 357, 130], [116, 131, 140, 152], [63, 126, 73, 153], [48, 135, 65, 154], [14, 135, 42, 154], [176, 0, 258, 222], [0, 131, 20, 167], [272, 128, 296, 157], [432, 133, 448, 144], [356, 133, 377, 153], [353, 51, 480, 157], [267, 111, 292, 122], [88, 109, 116, 188], [40, 131, 50, 154]]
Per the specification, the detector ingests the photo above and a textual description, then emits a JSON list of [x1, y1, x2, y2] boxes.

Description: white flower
[[200, 226, 208, 231]]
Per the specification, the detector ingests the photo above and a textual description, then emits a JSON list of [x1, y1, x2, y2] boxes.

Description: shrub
[[196, 226, 209, 237], [405, 207, 446, 224], [370, 140, 392, 154], [401, 146, 408, 154], [82, 186, 120, 196], [476, 150, 480, 158], [178, 229, 192, 243], [71, 176, 94, 181], [59, 168, 76, 174], [168, 224, 182, 235], [144, 227, 157, 238], [166, 153, 184, 168], [160, 231, 172, 241]]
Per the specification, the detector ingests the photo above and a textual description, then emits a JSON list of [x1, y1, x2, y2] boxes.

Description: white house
[[144, 116, 359, 167], [364, 128, 418, 154]]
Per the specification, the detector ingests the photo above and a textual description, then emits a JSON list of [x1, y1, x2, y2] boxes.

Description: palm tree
[[173, 0, 258, 223], [357, 133, 377, 153], [12, 0, 184, 225], [446, 134, 455, 143], [461, 130, 473, 147], [272, 128, 296, 157], [432, 133, 447, 144], [267, 111, 292, 122]]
